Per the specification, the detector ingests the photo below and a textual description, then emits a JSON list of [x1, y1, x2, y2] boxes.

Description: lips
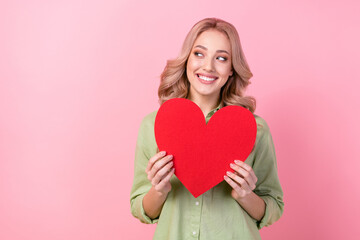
[[196, 73, 218, 84]]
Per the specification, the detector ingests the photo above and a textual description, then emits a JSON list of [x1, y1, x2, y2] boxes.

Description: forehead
[[193, 29, 231, 52]]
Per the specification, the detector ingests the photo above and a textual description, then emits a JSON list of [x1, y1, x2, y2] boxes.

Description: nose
[[202, 57, 215, 72]]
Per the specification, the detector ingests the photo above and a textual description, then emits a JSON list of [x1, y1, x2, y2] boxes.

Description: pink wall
[[1, 0, 359, 239]]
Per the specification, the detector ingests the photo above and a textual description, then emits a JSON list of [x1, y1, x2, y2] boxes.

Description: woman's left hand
[[224, 160, 258, 200]]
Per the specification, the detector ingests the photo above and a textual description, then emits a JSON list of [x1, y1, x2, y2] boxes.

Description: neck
[[188, 93, 221, 117]]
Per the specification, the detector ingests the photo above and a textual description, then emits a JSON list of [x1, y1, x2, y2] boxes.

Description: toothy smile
[[196, 74, 218, 82]]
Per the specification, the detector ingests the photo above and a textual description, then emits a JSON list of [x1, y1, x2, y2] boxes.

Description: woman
[[130, 17, 284, 239]]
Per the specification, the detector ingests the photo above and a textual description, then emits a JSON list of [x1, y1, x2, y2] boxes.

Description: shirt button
[[195, 201, 199, 206], [192, 231, 196, 235]]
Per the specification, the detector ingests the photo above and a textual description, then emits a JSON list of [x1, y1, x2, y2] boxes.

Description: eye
[[194, 51, 203, 57], [217, 56, 227, 61]]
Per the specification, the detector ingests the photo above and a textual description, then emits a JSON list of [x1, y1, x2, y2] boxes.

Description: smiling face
[[186, 29, 233, 103]]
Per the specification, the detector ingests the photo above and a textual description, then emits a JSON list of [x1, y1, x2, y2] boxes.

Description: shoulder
[[140, 110, 158, 127], [254, 114, 270, 131], [136, 110, 159, 150], [253, 114, 272, 141], [138, 110, 158, 136]]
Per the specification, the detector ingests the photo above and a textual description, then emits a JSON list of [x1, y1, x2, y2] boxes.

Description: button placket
[[190, 195, 202, 238]]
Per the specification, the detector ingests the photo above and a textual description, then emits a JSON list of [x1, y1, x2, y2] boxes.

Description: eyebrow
[[194, 45, 230, 55]]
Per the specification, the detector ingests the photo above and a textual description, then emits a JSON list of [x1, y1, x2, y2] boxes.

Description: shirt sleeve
[[130, 113, 159, 224], [252, 118, 284, 230]]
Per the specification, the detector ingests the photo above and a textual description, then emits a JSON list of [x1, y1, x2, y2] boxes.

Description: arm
[[143, 186, 168, 219], [250, 119, 284, 229], [224, 118, 284, 229], [224, 161, 266, 221], [224, 166, 265, 221], [235, 190, 265, 221], [142, 151, 174, 219], [130, 113, 174, 223]]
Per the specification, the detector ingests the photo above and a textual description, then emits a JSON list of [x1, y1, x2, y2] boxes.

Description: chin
[[194, 88, 221, 99]]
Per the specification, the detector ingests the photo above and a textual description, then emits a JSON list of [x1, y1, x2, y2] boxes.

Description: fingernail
[[230, 163, 235, 168], [161, 151, 166, 156], [168, 155, 173, 160], [169, 161, 173, 166], [226, 171, 232, 176], [235, 160, 241, 164]]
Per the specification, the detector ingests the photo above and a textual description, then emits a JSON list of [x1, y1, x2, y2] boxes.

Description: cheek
[[187, 58, 202, 71], [217, 64, 232, 77], [186, 60, 196, 81]]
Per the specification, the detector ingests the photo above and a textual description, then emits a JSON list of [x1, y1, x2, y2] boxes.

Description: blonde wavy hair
[[158, 17, 256, 113]]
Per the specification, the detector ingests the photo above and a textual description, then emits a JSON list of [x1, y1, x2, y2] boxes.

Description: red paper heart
[[154, 98, 257, 198]]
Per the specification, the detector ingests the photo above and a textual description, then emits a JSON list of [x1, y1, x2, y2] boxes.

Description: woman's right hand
[[145, 151, 175, 196]]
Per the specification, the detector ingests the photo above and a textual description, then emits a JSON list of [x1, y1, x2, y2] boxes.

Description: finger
[[230, 163, 255, 189], [160, 167, 175, 183], [148, 154, 173, 180], [234, 160, 258, 185], [155, 168, 175, 192], [236, 160, 257, 183], [226, 171, 252, 192], [224, 175, 244, 196], [230, 164, 256, 190], [146, 151, 166, 174], [151, 160, 174, 186]]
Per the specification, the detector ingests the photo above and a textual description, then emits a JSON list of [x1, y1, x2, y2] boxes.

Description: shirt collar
[[205, 101, 224, 120]]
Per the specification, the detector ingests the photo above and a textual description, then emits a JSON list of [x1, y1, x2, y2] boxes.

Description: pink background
[[1, 0, 359, 239]]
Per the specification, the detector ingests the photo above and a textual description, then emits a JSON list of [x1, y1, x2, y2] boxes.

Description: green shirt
[[130, 105, 284, 240]]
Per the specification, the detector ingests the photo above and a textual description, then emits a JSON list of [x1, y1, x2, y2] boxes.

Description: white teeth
[[197, 74, 216, 81]]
